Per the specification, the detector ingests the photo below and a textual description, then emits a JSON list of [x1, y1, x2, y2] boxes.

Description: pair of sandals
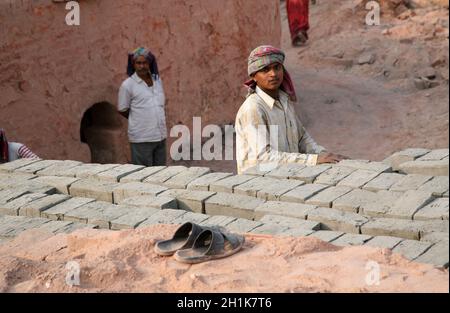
[[154, 222, 245, 264]]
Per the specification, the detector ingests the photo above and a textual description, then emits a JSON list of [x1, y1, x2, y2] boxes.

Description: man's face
[[252, 62, 284, 92], [134, 55, 150, 75]]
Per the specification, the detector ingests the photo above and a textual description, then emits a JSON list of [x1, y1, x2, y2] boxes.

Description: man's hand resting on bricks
[[317, 152, 349, 164]]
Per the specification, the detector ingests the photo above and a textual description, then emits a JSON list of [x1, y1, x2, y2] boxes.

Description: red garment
[[286, 0, 310, 42]]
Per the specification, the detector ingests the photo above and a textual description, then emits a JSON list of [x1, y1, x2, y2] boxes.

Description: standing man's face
[[252, 62, 284, 92], [134, 55, 150, 76]]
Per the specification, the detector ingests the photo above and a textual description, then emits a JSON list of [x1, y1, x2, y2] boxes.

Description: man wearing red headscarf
[[286, 0, 311, 46]]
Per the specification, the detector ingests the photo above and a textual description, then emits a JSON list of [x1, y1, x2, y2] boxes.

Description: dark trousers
[[130, 140, 167, 167]]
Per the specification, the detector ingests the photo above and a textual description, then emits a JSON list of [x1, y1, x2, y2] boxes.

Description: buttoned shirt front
[[118, 73, 167, 143], [235, 86, 326, 174]]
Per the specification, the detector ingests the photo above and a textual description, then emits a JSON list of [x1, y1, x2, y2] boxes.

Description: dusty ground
[[0, 225, 447, 293]]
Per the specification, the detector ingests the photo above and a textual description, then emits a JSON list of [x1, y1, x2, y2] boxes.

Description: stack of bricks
[[0, 147, 448, 268]]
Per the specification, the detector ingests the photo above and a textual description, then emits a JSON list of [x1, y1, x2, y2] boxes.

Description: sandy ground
[[0, 224, 447, 293]]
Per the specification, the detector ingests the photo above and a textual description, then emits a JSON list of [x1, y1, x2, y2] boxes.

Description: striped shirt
[[235, 86, 326, 174], [8, 142, 39, 161]]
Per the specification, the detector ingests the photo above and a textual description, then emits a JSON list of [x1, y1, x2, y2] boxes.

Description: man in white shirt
[[118, 47, 167, 166]]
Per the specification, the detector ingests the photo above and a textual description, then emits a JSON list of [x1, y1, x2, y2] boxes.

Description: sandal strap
[[193, 229, 243, 256], [172, 222, 205, 249]]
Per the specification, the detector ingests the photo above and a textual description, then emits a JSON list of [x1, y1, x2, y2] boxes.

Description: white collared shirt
[[235, 86, 326, 174], [118, 72, 167, 143]]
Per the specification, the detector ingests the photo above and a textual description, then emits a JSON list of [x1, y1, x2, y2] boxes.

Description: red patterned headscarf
[[244, 45, 297, 102]]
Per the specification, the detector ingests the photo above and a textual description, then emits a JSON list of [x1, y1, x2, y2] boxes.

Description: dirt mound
[[0, 225, 447, 292]]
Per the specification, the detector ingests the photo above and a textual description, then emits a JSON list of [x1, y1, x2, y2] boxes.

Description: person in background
[[0, 129, 39, 163], [286, 0, 313, 46], [118, 47, 167, 167]]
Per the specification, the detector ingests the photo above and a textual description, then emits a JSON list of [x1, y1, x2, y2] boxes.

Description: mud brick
[[254, 201, 315, 220], [280, 183, 330, 204], [143, 166, 187, 185], [289, 164, 332, 183], [0, 193, 48, 216], [384, 148, 430, 170], [41, 197, 96, 220], [308, 230, 345, 242], [35, 160, 82, 176], [15, 160, 59, 174], [364, 236, 404, 249], [138, 209, 187, 227], [390, 174, 432, 192], [119, 166, 166, 182], [163, 167, 211, 189], [209, 175, 257, 193], [337, 169, 382, 189], [249, 223, 289, 235], [417, 149, 449, 161], [314, 166, 356, 186], [187, 172, 233, 191], [307, 207, 369, 233], [20, 194, 70, 217], [34, 176, 80, 194], [199, 215, 237, 227], [69, 179, 119, 203], [59, 163, 120, 178], [225, 218, 263, 233], [392, 240, 433, 260], [385, 190, 434, 219], [415, 241, 449, 268], [204, 193, 265, 220], [63, 201, 112, 223], [112, 182, 167, 204], [110, 207, 160, 230], [234, 176, 280, 197], [264, 164, 307, 179], [95, 164, 145, 182], [363, 173, 405, 192], [0, 158, 42, 173], [171, 212, 210, 225], [337, 160, 391, 173], [359, 190, 403, 217], [417, 176, 449, 197], [330, 233, 373, 246], [399, 160, 449, 176], [159, 189, 215, 213], [305, 186, 352, 208], [259, 214, 321, 230], [333, 189, 378, 213], [414, 198, 449, 221], [119, 195, 178, 210]]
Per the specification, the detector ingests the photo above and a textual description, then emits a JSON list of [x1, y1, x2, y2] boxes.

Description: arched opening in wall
[[80, 102, 125, 163]]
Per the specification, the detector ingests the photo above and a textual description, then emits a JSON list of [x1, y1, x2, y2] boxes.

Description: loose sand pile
[[0, 225, 447, 292]]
